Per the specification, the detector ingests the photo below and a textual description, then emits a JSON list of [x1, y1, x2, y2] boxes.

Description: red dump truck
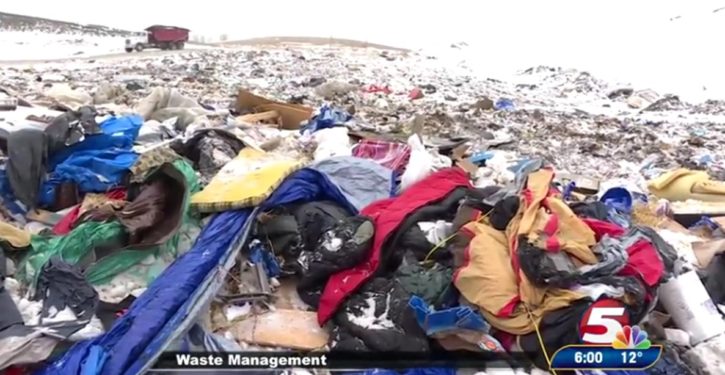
[[125, 25, 190, 52]]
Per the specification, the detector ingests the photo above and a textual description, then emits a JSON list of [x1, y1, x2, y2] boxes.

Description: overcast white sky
[[2, 0, 724, 100]]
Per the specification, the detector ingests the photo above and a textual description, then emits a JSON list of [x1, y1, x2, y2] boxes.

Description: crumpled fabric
[[6, 128, 47, 210], [297, 216, 372, 307], [0, 326, 59, 370], [318, 168, 471, 324], [518, 234, 629, 288], [396, 260, 453, 308], [352, 139, 411, 174], [19, 220, 126, 284], [170, 128, 245, 184], [52, 189, 127, 235], [80, 163, 187, 248], [48, 115, 142, 170], [129, 146, 181, 183], [301, 105, 352, 134], [134, 87, 211, 131], [34, 257, 99, 323], [44, 106, 101, 154], [312, 156, 393, 211], [41, 149, 139, 207], [331, 277, 429, 352]]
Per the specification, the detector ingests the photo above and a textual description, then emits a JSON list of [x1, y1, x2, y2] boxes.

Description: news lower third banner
[[153, 351, 530, 370]]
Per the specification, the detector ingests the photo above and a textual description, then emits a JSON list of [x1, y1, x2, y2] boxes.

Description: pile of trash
[[0, 43, 724, 375]]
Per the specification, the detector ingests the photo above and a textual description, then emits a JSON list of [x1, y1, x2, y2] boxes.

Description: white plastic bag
[[399, 134, 452, 192], [312, 127, 352, 161]]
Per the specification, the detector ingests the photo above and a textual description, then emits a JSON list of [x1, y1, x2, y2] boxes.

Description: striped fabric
[[352, 140, 411, 173]]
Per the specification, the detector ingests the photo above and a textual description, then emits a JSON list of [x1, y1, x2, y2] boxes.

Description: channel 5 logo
[[579, 299, 631, 344]]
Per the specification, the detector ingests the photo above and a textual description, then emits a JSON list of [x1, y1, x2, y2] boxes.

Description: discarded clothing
[[97, 295, 136, 331], [48, 114, 142, 169], [135, 119, 178, 144], [0, 221, 30, 249], [44, 106, 101, 154], [332, 277, 429, 352], [397, 261, 453, 308], [301, 105, 352, 133], [319, 167, 471, 324], [6, 128, 47, 209], [34, 257, 99, 322], [293, 200, 351, 254], [80, 163, 189, 248], [0, 325, 59, 370], [518, 234, 628, 289], [519, 299, 593, 370], [134, 87, 210, 131], [129, 146, 181, 183], [352, 139, 411, 173], [41, 168, 353, 375], [312, 156, 394, 211], [41, 149, 138, 207], [454, 220, 587, 335], [52, 189, 127, 235], [571, 201, 610, 221], [298, 216, 374, 307], [170, 128, 245, 184]]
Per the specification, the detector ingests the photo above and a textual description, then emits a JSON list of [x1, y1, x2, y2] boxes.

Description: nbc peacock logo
[[612, 325, 652, 350]]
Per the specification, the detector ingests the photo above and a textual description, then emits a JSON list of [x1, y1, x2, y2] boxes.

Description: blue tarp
[[40, 149, 139, 206], [40, 114, 143, 207], [42, 168, 355, 375], [48, 115, 142, 169], [301, 105, 352, 133]]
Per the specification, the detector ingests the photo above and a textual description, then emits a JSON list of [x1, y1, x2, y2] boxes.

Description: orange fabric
[[454, 168, 596, 335], [454, 221, 585, 335]]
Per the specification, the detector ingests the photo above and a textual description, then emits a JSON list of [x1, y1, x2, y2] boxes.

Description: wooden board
[[231, 309, 328, 350]]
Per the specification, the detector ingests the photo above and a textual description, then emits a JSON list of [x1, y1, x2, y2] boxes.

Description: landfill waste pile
[[0, 42, 724, 375]]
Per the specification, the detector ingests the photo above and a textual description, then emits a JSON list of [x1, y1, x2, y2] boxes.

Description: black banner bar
[[153, 351, 532, 370]]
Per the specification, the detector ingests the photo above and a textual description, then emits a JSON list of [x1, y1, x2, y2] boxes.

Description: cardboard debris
[[231, 309, 328, 350], [235, 110, 281, 126], [236, 89, 313, 130]]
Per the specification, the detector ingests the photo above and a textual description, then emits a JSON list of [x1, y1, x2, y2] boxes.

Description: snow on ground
[[0, 31, 128, 60], [0, 30, 219, 61]]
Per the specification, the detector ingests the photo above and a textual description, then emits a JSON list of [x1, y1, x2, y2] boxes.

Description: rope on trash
[[423, 210, 491, 263], [524, 304, 558, 375]]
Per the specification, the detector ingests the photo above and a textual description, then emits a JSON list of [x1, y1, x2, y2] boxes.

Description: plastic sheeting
[[48, 115, 142, 169], [301, 105, 352, 133], [22, 160, 200, 287], [42, 168, 355, 375], [41, 150, 139, 206], [41, 115, 143, 207], [312, 156, 394, 210]]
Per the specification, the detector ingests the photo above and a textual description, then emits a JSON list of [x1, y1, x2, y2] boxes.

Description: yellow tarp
[[191, 148, 303, 213], [649, 168, 725, 203]]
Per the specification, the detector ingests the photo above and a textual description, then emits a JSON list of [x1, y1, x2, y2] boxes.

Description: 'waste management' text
[[175, 353, 329, 369]]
